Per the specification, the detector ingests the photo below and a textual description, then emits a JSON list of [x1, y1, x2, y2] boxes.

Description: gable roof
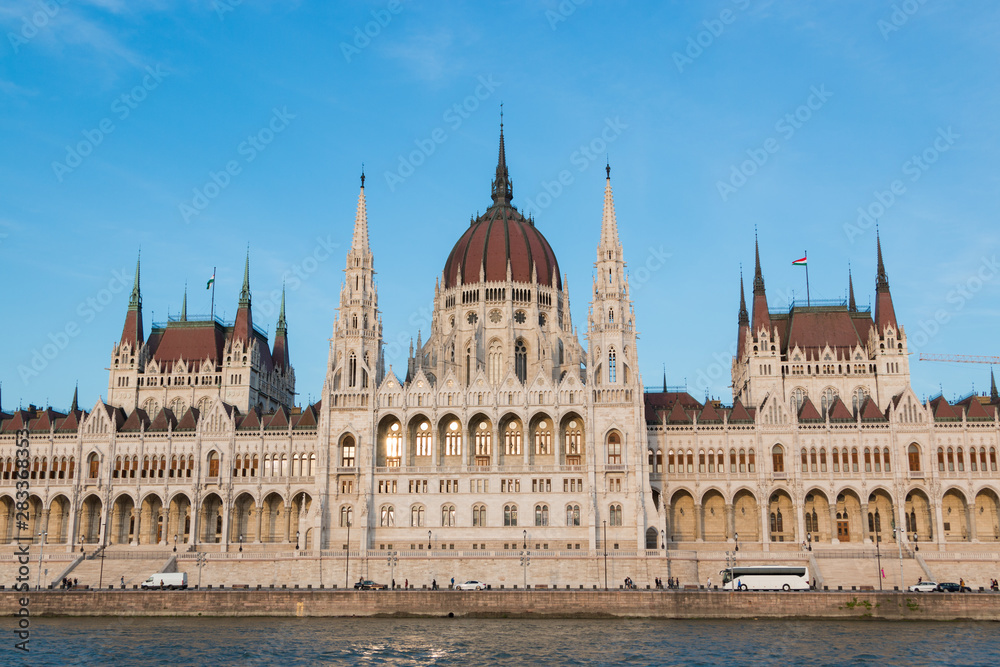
[[797, 397, 822, 422], [860, 397, 887, 422], [728, 399, 754, 423], [120, 408, 150, 432], [176, 407, 200, 431], [827, 397, 854, 422], [930, 396, 959, 421]]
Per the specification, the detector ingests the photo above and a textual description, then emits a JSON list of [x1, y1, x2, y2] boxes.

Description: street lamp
[[296, 530, 300, 551], [603, 520, 608, 590], [239, 534, 244, 552], [428, 530, 432, 550], [807, 532, 812, 551], [387, 550, 398, 588], [520, 530, 530, 589], [36, 531, 47, 590], [173, 533, 178, 553], [80, 534, 85, 553], [661, 529, 669, 588], [913, 533, 919, 552], [196, 552, 207, 588], [734, 531, 739, 552], [874, 509, 883, 591], [345, 516, 352, 590]]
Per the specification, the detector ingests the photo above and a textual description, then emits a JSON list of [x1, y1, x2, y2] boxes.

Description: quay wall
[[4, 590, 999, 621]]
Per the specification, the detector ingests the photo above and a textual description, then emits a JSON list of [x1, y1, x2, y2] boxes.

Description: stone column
[[795, 503, 806, 546], [694, 503, 703, 542], [220, 500, 230, 547], [256, 504, 264, 543], [932, 501, 945, 545], [40, 509, 51, 542], [761, 503, 771, 545], [967, 503, 977, 542], [189, 498, 200, 546], [725, 503, 734, 541], [860, 503, 870, 543], [829, 505, 839, 543], [133, 508, 142, 546], [109, 505, 120, 545], [286, 503, 293, 544]]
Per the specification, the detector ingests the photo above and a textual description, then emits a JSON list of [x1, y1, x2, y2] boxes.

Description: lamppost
[[173, 533, 178, 553], [98, 517, 107, 590], [874, 509, 883, 591], [913, 533, 919, 552], [196, 552, 207, 588], [602, 520, 608, 590], [735, 531, 739, 552], [520, 529, 530, 589], [725, 550, 737, 590], [387, 550, 398, 588], [806, 532, 812, 551], [239, 534, 244, 553], [80, 534, 85, 554], [661, 529, 670, 587], [36, 531, 47, 590], [428, 530, 432, 550], [892, 517, 904, 591], [296, 530, 300, 551]]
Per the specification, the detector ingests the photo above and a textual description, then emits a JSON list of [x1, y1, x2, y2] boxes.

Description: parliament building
[[2, 126, 999, 589]]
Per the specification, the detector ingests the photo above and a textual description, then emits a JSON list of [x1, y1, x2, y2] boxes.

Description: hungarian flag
[[206, 273, 215, 290], [792, 256, 807, 266]]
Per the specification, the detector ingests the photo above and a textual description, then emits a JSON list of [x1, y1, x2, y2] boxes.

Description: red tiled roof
[[148, 321, 226, 369], [666, 401, 691, 424], [777, 309, 874, 359], [293, 405, 318, 429], [56, 410, 85, 432], [930, 396, 959, 421], [797, 397, 822, 422], [176, 407, 199, 431], [860, 397, 887, 421], [728, 399, 753, 423], [828, 397, 854, 422], [265, 408, 289, 430], [148, 408, 177, 432], [120, 408, 150, 432], [698, 402, 723, 423], [237, 408, 261, 431]]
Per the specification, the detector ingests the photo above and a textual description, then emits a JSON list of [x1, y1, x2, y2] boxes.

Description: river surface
[[12, 617, 999, 665]]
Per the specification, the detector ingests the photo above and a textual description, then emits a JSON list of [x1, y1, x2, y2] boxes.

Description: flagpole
[[211, 266, 216, 321], [804, 250, 810, 307]]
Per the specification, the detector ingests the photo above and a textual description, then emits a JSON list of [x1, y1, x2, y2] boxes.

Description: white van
[[140, 572, 188, 590]]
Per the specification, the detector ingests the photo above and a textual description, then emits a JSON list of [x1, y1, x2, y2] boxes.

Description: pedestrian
[[74, 578, 78, 588], [392, 578, 396, 590], [405, 578, 408, 590], [451, 577, 455, 589], [960, 578, 965, 590], [432, 578, 437, 590], [121, 576, 125, 588], [707, 577, 712, 589]]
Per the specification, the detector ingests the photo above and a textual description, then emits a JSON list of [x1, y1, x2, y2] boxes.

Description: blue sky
[[2, 0, 999, 412]]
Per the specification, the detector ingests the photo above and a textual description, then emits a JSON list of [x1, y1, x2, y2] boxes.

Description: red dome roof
[[443, 205, 561, 289]]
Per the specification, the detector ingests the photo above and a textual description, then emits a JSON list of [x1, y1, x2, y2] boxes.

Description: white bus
[[721, 565, 810, 591]]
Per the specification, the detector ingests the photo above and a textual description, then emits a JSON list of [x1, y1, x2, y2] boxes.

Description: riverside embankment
[[4, 590, 999, 620]]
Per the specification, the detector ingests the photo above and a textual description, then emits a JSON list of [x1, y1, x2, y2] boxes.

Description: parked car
[[353, 580, 387, 590], [908, 581, 938, 592], [456, 580, 487, 590], [140, 572, 188, 590], [936, 582, 970, 592]]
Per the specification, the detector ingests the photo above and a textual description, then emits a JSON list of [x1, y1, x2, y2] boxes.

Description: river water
[[14, 617, 1000, 665]]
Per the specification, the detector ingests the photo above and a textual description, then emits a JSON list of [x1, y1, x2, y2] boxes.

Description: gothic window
[[609, 504, 623, 526], [380, 505, 394, 527], [352, 314, 358, 329], [475, 422, 492, 457], [411, 505, 425, 527], [514, 310, 526, 324], [416, 422, 432, 456], [608, 349, 616, 383], [504, 504, 518, 527], [467, 311, 478, 325], [466, 344, 473, 385], [505, 421, 522, 456], [488, 340, 503, 384], [445, 421, 462, 456], [790, 388, 806, 413], [385, 422, 402, 467], [566, 504, 581, 526], [88, 453, 100, 479], [342, 435, 356, 467], [473, 504, 487, 527], [820, 387, 838, 417], [348, 352, 357, 387], [608, 308, 614, 323], [207, 451, 219, 478], [607, 432, 622, 465], [852, 386, 869, 415], [535, 504, 549, 526], [771, 445, 784, 473], [340, 506, 353, 527], [515, 339, 527, 384], [564, 420, 582, 458], [534, 420, 552, 455], [441, 505, 456, 527], [489, 309, 502, 324]]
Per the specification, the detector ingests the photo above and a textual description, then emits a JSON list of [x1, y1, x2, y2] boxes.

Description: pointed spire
[[239, 249, 251, 308], [119, 253, 144, 347], [876, 229, 890, 292], [276, 285, 287, 334], [662, 364, 667, 393], [753, 232, 765, 295], [599, 160, 621, 252], [180, 285, 188, 322], [738, 271, 749, 326], [352, 166, 370, 253], [272, 284, 289, 372], [848, 267, 857, 312], [70, 384, 78, 413], [991, 368, 998, 403], [490, 106, 513, 206], [128, 253, 141, 309]]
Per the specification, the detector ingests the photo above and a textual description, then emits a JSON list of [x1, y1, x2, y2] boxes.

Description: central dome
[[442, 126, 561, 290]]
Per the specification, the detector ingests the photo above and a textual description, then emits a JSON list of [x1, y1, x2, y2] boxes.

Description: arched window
[[504, 421, 522, 456], [207, 452, 219, 478], [472, 504, 487, 527], [608, 308, 614, 323], [466, 344, 472, 385], [87, 453, 100, 479], [864, 447, 872, 472], [609, 504, 623, 526], [475, 421, 492, 458], [348, 352, 357, 387], [566, 504, 581, 526], [534, 420, 552, 455], [535, 504, 549, 526], [515, 339, 527, 384], [445, 421, 462, 456], [564, 420, 582, 460], [416, 422, 432, 456], [411, 505, 425, 527], [488, 340, 503, 385], [882, 447, 890, 472], [820, 387, 838, 417], [852, 387, 869, 415], [340, 506, 353, 527], [441, 505, 456, 527], [748, 448, 756, 473], [385, 422, 402, 467], [504, 504, 518, 526], [851, 448, 859, 472], [342, 436, 356, 467], [957, 447, 965, 472], [380, 505, 395, 527], [114, 456, 122, 479], [790, 388, 806, 413], [771, 445, 784, 473], [607, 432, 622, 465], [608, 349, 617, 383]]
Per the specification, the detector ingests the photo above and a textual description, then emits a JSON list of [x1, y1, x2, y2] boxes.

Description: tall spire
[[990, 368, 998, 403], [876, 229, 890, 292], [352, 167, 370, 253], [738, 272, 749, 325], [277, 285, 287, 334], [272, 284, 289, 372], [490, 106, 513, 206], [848, 267, 857, 312], [600, 161, 621, 251], [119, 253, 144, 347], [70, 384, 78, 413], [239, 249, 251, 308], [753, 232, 765, 295], [180, 285, 188, 322]]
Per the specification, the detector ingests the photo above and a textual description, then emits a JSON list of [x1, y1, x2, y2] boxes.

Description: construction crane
[[919, 354, 1000, 364]]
